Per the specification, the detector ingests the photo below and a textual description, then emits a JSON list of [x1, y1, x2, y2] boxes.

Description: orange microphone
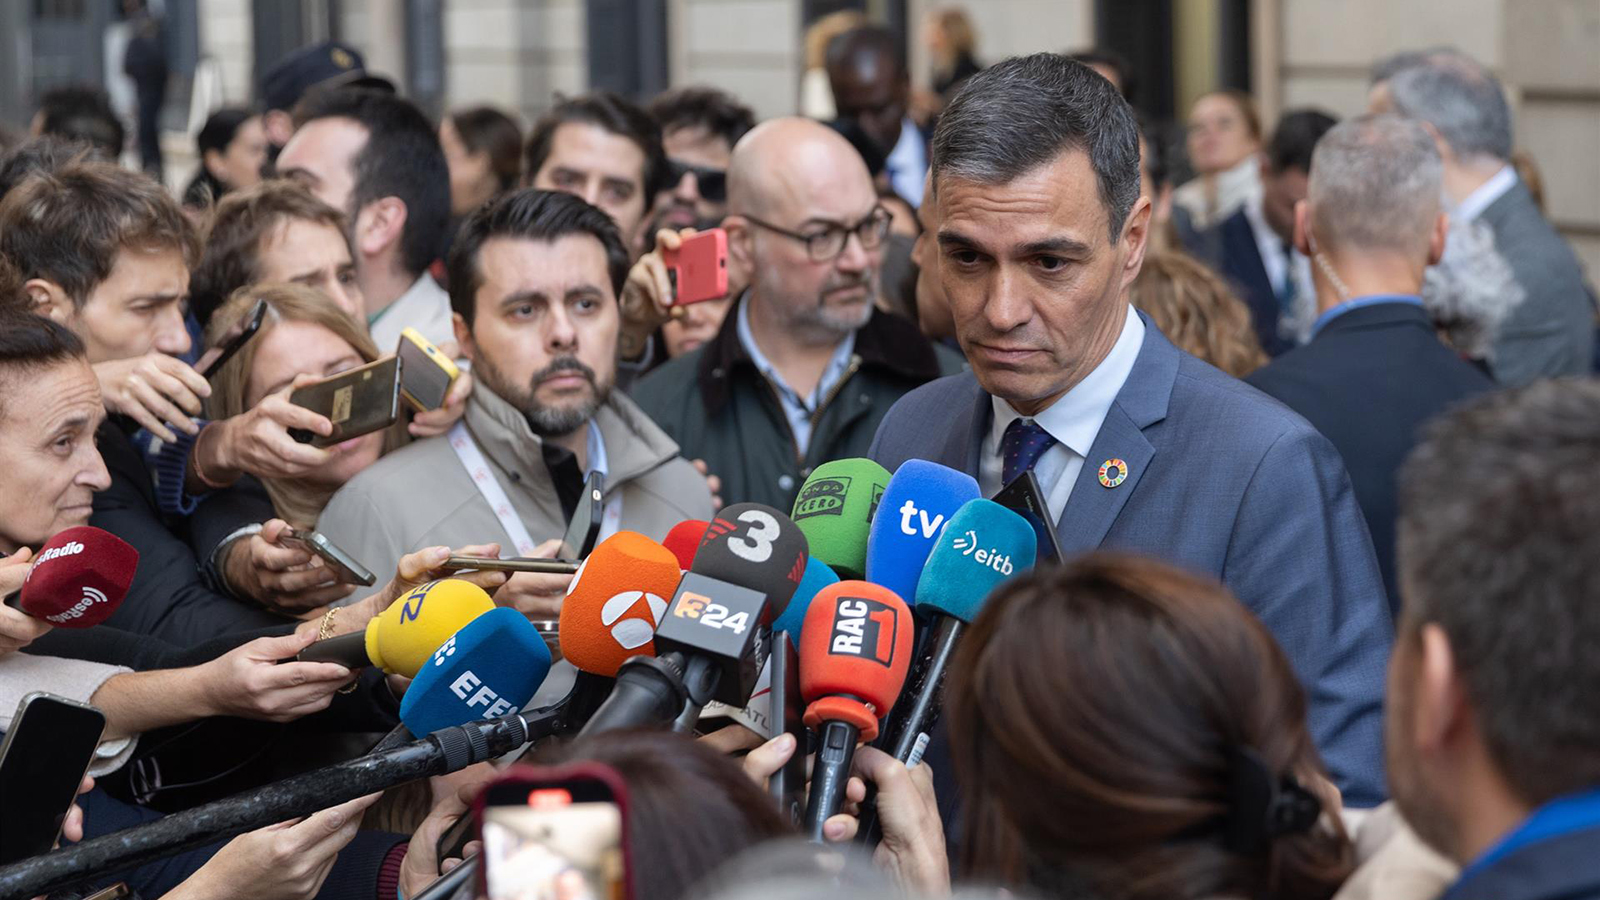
[[557, 531, 683, 678]]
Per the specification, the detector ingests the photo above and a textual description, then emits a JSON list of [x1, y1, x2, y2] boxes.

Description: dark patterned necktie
[[1000, 417, 1058, 487]]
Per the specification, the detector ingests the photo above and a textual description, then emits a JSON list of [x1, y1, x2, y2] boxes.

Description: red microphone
[[798, 580, 913, 840], [11, 526, 138, 627], [662, 520, 709, 571]]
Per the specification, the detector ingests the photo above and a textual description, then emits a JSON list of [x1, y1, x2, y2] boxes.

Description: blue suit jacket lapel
[[935, 374, 989, 479], [1055, 312, 1178, 552]]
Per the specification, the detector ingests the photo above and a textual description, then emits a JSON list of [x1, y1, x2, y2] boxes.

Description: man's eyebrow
[[1018, 236, 1093, 257], [129, 291, 185, 305], [937, 228, 982, 249], [499, 290, 548, 307], [278, 167, 318, 184]]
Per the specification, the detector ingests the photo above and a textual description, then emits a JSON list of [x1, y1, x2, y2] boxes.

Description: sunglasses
[[664, 159, 727, 203]]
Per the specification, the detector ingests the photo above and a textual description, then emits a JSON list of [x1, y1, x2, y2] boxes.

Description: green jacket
[[629, 300, 964, 512]]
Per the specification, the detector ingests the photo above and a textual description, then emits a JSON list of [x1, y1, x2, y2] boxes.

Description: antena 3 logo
[[829, 597, 898, 666], [950, 530, 1015, 575], [792, 476, 851, 520]]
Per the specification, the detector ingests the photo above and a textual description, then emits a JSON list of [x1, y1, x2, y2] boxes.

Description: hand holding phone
[[287, 356, 401, 448], [662, 228, 728, 306], [0, 693, 107, 863], [478, 764, 633, 900], [279, 527, 378, 587], [397, 327, 461, 412]]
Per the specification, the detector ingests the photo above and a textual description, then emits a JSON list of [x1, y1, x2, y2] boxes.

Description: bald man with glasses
[[631, 117, 963, 511]]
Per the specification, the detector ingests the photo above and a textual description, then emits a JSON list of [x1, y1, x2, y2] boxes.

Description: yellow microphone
[[297, 579, 495, 677]]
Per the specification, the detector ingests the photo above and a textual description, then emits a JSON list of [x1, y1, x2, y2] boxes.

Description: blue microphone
[[864, 460, 981, 603], [772, 555, 840, 646], [399, 607, 553, 738]]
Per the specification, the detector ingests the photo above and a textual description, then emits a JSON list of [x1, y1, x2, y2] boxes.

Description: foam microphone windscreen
[[790, 459, 891, 579], [915, 499, 1037, 622], [662, 520, 709, 571], [558, 531, 682, 677], [798, 581, 914, 741], [365, 579, 497, 676], [771, 555, 839, 644], [399, 607, 552, 736], [693, 503, 809, 624], [865, 460, 980, 605], [18, 526, 138, 627]]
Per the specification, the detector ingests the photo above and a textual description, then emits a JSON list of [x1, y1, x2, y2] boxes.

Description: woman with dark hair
[[441, 105, 524, 216], [182, 107, 267, 209]]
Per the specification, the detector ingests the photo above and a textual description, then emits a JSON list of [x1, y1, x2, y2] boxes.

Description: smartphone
[[561, 471, 604, 559], [662, 229, 728, 306], [397, 327, 461, 412], [0, 693, 107, 863], [767, 638, 806, 827], [200, 299, 268, 379], [478, 763, 633, 900], [280, 526, 377, 587], [442, 556, 581, 576], [991, 470, 1065, 563], [288, 356, 401, 448]]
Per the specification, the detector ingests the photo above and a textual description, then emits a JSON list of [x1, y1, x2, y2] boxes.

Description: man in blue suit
[[1386, 381, 1600, 900], [869, 53, 1392, 805]]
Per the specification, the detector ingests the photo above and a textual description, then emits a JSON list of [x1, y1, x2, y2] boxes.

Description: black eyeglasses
[[743, 206, 893, 262], [664, 159, 727, 203]]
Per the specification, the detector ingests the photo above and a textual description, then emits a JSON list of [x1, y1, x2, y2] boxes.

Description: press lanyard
[[447, 422, 623, 556]]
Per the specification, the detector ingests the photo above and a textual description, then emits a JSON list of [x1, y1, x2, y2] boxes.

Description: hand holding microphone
[[200, 631, 363, 722], [297, 578, 496, 677], [0, 548, 52, 655], [1, 525, 140, 654]]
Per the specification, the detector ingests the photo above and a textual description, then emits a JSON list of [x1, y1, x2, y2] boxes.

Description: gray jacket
[[1482, 180, 1599, 386], [318, 385, 713, 582]]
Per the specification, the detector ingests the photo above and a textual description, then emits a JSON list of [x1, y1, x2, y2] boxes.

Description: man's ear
[[1293, 200, 1314, 257], [1414, 623, 1471, 755], [452, 311, 476, 364], [1428, 211, 1450, 266], [202, 148, 227, 181], [724, 215, 756, 274], [355, 197, 409, 260], [1118, 195, 1153, 290], [26, 278, 75, 325]]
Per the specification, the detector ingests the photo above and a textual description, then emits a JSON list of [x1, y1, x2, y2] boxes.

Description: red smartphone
[[476, 763, 634, 900], [662, 228, 728, 306]]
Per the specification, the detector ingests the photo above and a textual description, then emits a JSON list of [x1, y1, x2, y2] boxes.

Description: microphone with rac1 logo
[[580, 503, 807, 735], [790, 459, 890, 579], [799, 580, 914, 840], [6, 526, 139, 627]]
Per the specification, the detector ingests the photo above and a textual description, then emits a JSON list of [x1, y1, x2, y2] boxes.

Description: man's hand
[[826, 748, 949, 894], [94, 353, 210, 443], [199, 375, 335, 485], [399, 777, 490, 897], [310, 543, 512, 641], [222, 520, 354, 612], [197, 631, 357, 722], [0, 548, 51, 656], [490, 538, 572, 620], [409, 370, 473, 439], [167, 793, 381, 900], [691, 458, 723, 511], [619, 228, 698, 358]]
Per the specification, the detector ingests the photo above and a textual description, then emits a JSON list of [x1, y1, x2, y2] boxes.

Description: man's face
[[911, 186, 954, 341], [460, 235, 620, 438], [1384, 617, 1461, 860], [1187, 94, 1257, 175], [653, 125, 734, 231], [531, 123, 649, 243], [0, 361, 111, 552], [1260, 165, 1308, 245], [63, 247, 192, 363], [661, 295, 734, 358], [275, 117, 367, 214], [257, 217, 365, 320], [937, 148, 1149, 415], [832, 63, 909, 155]]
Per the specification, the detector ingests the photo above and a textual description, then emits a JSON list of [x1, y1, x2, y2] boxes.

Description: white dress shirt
[[736, 296, 856, 456], [1452, 163, 1518, 223], [368, 273, 456, 354], [885, 117, 928, 207], [978, 307, 1146, 523]]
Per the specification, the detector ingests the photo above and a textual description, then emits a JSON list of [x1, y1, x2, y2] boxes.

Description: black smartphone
[[768, 637, 806, 827], [477, 763, 634, 900], [991, 470, 1065, 563], [200, 299, 268, 379], [280, 526, 377, 586], [287, 356, 401, 448], [0, 693, 106, 863], [561, 472, 604, 560]]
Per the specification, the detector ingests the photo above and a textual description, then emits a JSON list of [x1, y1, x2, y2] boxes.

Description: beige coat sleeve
[[1334, 802, 1459, 900], [0, 653, 138, 777]]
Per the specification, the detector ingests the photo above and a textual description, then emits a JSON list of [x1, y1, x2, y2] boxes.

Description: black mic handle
[[412, 854, 478, 900], [880, 616, 964, 760], [578, 653, 690, 736], [802, 719, 861, 842], [295, 630, 367, 667]]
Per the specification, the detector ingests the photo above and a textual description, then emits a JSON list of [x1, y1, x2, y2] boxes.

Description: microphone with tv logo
[[864, 460, 981, 605], [791, 459, 891, 579], [296, 579, 494, 676], [876, 499, 1035, 762], [799, 581, 914, 840], [662, 519, 709, 571], [398, 607, 554, 737], [582, 504, 806, 734], [5, 526, 138, 627]]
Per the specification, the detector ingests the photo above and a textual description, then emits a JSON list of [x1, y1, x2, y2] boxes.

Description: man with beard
[[630, 117, 962, 511], [1383, 379, 1600, 900], [317, 190, 713, 617]]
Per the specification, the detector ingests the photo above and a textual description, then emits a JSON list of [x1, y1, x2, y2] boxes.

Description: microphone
[[791, 459, 891, 579], [557, 531, 683, 678], [398, 607, 554, 737], [582, 505, 806, 734], [876, 499, 1036, 762], [772, 555, 840, 648], [6, 526, 138, 627], [296, 579, 494, 677], [662, 519, 709, 570], [864, 460, 980, 604], [799, 581, 914, 840]]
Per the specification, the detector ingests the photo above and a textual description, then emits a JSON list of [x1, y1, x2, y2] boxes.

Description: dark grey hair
[[931, 53, 1142, 244], [1372, 47, 1512, 162]]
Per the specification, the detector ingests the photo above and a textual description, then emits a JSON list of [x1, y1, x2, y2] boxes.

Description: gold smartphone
[[397, 327, 460, 412], [288, 356, 401, 448]]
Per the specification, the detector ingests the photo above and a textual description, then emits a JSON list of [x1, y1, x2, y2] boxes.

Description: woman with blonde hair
[[926, 7, 981, 105], [1131, 250, 1268, 378], [800, 10, 868, 119]]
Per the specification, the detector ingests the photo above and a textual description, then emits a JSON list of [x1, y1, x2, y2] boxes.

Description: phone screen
[[0, 694, 106, 863], [483, 790, 625, 900]]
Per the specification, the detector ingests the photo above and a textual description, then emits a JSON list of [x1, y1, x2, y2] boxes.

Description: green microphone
[[790, 458, 891, 579]]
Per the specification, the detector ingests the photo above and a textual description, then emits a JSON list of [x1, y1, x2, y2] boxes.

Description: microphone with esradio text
[[296, 578, 493, 676], [5, 526, 138, 627], [799, 580, 914, 840], [791, 459, 891, 579], [864, 460, 981, 605]]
